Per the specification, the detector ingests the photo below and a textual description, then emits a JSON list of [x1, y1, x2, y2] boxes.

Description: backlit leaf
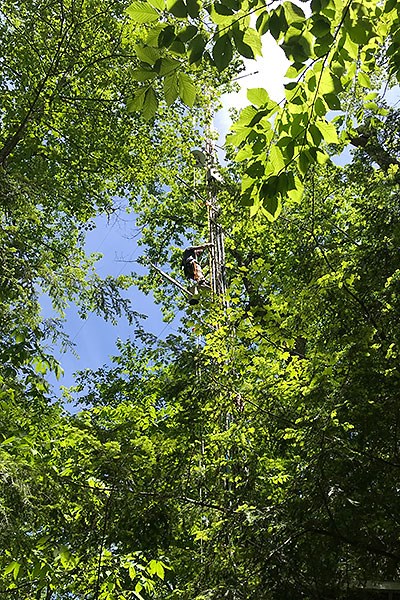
[[130, 68, 157, 81], [178, 72, 196, 107], [127, 88, 147, 112], [126, 1, 160, 22], [164, 72, 179, 105], [358, 71, 371, 88], [142, 87, 158, 120], [243, 28, 262, 57], [148, 0, 165, 9], [317, 120, 339, 144], [247, 88, 269, 107], [213, 34, 233, 71], [134, 44, 160, 65]]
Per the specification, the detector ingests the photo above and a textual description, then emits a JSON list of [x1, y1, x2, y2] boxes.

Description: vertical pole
[[205, 138, 227, 305]]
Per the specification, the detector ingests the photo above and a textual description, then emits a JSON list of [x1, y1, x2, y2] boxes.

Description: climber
[[182, 243, 212, 287]]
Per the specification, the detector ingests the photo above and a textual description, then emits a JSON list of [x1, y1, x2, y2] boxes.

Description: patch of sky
[[42, 205, 181, 401], [44, 24, 400, 405]]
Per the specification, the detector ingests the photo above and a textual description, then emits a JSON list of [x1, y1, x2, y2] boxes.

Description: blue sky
[[43, 35, 291, 399], [43, 209, 181, 397], [43, 31, 399, 401]]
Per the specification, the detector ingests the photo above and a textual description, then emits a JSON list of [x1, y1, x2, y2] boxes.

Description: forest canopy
[[0, 0, 400, 598]]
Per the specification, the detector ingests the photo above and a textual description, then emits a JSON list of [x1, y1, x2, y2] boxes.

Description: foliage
[[1, 0, 400, 598], [0, 0, 220, 381], [19, 109, 398, 598], [0, 382, 170, 599], [126, 0, 400, 217], [0, 2, 222, 596]]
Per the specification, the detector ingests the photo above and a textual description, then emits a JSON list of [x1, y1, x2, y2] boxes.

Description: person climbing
[[182, 243, 212, 287]]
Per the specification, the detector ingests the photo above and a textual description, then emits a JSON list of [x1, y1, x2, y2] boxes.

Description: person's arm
[[192, 243, 212, 251]]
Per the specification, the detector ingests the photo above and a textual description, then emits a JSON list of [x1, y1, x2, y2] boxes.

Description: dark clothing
[[182, 247, 197, 279], [182, 247, 207, 283]]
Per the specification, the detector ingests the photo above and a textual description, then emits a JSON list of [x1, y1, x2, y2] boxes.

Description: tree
[[126, 0, 400, 218], [40, 105, 400, 598], [0, 2, 227, 597], [2, 0, 400, 598], [0, 369, 171, 599], [0, 0, 227, 387]]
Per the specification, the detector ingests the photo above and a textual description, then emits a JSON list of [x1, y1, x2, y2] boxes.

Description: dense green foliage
[[126, 0, 400, 217], [0, 0, 217, 393], [65, 125, 400, 599], [1, 0, 400, 598]]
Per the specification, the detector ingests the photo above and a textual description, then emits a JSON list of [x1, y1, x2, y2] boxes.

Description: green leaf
[[348, 20, 373, 45], [243, 28, 262, 57], [316, 148, 329, 164], [177, 25, 197, 42], [324, 93, 341, 110], [188, 34, 207, 63], [314, 97, 327, 116], [149, 559, 165, 580], [148, 0, 165, 8], [283, 1, 305, 25], [317, 120, 338, 144], [215, 2, 235, 15], [263, 195, 281, 221], [319, 71, 340, 95], [247, 88, 269, 107], [236, 145, 253, 162], [223, 0, 239, 8], [269, 146, 285, 172], [287, 176, 304, 203], [156, 57, 181, 76], [158, 24, 176, 47], [269, 9, 283, 40], [146, 24, 166, 46], [298, 149, 312, 174], [256, 11, 269, 35], [314, 32, 334, 57], [4, 561, 20, 579], [236, 105, 258, 127], [59, 545, 73, 569], [164, 72, 179, 105], [310, 16, 331, 37], [155, 562, 165, 579], [232, 27, 255, 59], [309, 123, 323, 145], [134, 44, 160, 65], [178, 72, 196, 107], [142, 87, 158, 120], [130, 68, 157, 81], [126, 1, 160, 22], [127, 89, 147, 112], [212, 34, 233, 71], [285, 62, 307, 78], [187, 0, 200, 17], [226, 126, 251, 146], [258, 175, 281, 216], [384, 0, 397, 12], [167, 0, 187, 18], [129, 565, 137, 580], [358, 71, 371, 88], [170, 39, 186, 55], [281, 34, 311, 62], [277, 171, 294, 194], [240, 188, 255, 206], [246, 161, 265, 178]]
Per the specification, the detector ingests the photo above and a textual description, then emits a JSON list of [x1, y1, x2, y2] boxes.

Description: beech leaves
[[126, 0, 400, 218]]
